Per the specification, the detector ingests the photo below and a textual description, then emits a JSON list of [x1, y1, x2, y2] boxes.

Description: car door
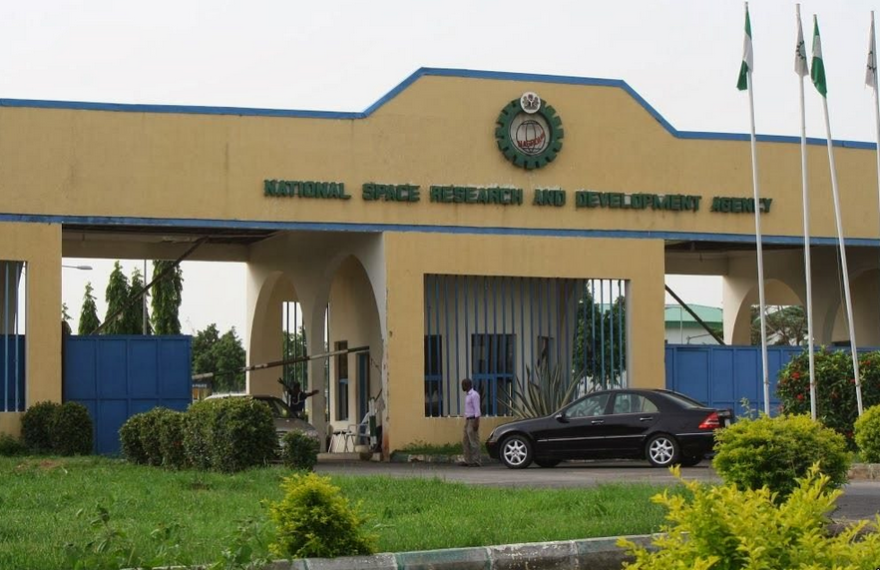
[[538, 392, 612, 458], [601, 392, 661, 455]]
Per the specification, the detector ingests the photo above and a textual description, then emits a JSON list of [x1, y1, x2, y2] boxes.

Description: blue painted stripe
[[1, 67, 875, 149], [10, 211, 876, 247]]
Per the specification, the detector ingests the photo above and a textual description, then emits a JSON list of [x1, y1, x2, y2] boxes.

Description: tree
[[103, 261, 136, 334], [78, 282, 101, 335], [127, 267, 152, 335], [281, 327, 308, 387], [750, 305, 808, 346], [572, 286, 627, 389], [151, 260, 183, 335], [192, 324, 246, 392]]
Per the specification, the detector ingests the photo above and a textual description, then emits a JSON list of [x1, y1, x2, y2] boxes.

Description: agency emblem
[[495, 92, 563, 170]]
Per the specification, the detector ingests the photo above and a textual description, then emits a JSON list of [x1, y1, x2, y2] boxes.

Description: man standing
[[460, 378, 482, 467], [285, 380, 318, 419]]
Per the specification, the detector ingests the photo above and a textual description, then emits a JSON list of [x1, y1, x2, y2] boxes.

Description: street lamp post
[[62, 264, 93, 271]]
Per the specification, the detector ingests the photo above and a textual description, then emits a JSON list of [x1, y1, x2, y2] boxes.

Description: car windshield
[[659, 390, 708, 409], [257, 397, 291, 418]]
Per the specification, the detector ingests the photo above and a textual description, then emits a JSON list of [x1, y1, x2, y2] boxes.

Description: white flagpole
[[814, 15, 863, 415], [869, 13, 880, 357], [743, 2, 771, 416], [796, 5, 817, 421]]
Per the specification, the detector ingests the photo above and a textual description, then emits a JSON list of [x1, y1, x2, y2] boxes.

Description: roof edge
[[0, 67, 873, 149]]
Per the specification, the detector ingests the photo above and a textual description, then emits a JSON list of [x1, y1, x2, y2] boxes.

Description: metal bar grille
[[1, 261, 25, 413], [423, 275, 628, 417]]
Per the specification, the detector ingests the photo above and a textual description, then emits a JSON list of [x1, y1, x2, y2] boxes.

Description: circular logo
[[495, 93, 563, 170]]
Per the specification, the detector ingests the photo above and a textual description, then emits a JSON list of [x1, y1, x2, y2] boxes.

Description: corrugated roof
[[665, 304, 722, 326]]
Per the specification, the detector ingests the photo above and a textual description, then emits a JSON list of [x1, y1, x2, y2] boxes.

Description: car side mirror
[[555, 412, 568, 423]]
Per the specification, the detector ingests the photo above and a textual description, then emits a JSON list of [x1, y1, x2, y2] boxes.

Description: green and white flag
[[866, 17, 876, 89], [795, 10, 808, 77], [811, 16, 827, 96], [737, 5, 753, 90]]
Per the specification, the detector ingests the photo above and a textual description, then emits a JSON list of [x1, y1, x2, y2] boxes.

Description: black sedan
[[485, 389, 732, 469]]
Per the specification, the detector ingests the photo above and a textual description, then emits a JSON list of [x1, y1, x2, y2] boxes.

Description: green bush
[[141, 408, 181, 466], [0, 432, 26, 456], [713, 414, 850, 499], [619, 466, 880, 569], [21, 401, 60, 453], [183, 399, 219, 470], [209, 398, 277, 473], [268, 472, 376, 559], [777, 349, 880, 447], [158, 410, 187, 469], [119, 413, 149, 464], [280, 431, 319, 471], [855, 404, 880, 463], [49, 402, 93, 456]]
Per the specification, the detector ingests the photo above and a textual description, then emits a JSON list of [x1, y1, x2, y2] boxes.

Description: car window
[[258, 398, 290, 418], [612, 393, 658, 414], [659, 391, 708, 409], [566, 393, 611, 418]]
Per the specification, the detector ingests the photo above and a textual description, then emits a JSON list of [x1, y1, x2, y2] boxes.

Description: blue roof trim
[[0, 67, 874, 149], [10, 212, 880, 247]]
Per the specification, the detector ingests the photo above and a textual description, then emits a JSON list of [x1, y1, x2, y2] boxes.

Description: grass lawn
[[0, 456, 675, 569]]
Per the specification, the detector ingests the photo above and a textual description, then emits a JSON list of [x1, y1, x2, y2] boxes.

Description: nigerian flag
[[811, 16, 827, 96], [737, 5, 753, 91]]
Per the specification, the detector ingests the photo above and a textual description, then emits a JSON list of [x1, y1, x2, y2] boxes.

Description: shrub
[[280, 430, 319, 471], [119, 413, 149, 464], [0, 432, 26, 456], [268, 472, 376, 559], [619, 466, 880, 569], [855, 404, 880, 463], [777, 348, 880, 447], [183, 399, 219, 470], [158, 410, 187, 469], [21, 401, 60, 453], [138, 407, 180, 467], [49, 402, 93, 456], [713, 414, 850, 499], [209, 398, 277, 473]]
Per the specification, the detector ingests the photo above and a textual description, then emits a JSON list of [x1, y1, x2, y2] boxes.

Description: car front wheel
[[646, 434, 680, 467], [500, 434, 533, 469]]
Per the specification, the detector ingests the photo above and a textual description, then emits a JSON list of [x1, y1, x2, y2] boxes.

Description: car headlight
[[487, 429, 498, 443]]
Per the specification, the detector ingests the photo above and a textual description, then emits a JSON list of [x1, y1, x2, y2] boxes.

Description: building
[[1, 68, 879, 454], [665, 304, 723, 345]]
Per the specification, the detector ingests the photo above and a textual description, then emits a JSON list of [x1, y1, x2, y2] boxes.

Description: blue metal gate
[[63, 335, 192, 455], [665, 344, 804, 416]]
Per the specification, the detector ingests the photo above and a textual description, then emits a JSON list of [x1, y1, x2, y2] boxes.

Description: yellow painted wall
[[0, 75, 875, 241], [0, 223, 62, 436], [382, 231, 665, 453]]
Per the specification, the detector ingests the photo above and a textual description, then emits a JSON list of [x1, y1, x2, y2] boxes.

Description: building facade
[[1, 69, 879, 454]]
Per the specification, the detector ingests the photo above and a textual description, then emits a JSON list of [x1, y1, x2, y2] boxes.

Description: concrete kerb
[[267, 535, 653, 570], [848, 463, 880, 480]]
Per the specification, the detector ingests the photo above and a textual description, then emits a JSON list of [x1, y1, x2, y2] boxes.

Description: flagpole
[[814, 14, 863, 415], [796, 4, 817, 421], [743, 2, 771, 416], [870, 12, 880, 356]]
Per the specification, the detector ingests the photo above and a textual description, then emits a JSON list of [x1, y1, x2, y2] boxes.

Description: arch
[[248, 270, 299, 396], [827, 268, 880, 347], [728, 278, 805, 345], [324, 255, 384, 440]]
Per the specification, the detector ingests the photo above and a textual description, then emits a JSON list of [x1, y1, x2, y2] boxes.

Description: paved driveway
[[315, 458, 880, 521]]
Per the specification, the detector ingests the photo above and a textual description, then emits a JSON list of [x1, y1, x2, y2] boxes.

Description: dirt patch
[[14, 458, 64, 472]]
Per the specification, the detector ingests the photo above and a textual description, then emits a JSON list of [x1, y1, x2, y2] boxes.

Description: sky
[[4, 0, 879, 335]]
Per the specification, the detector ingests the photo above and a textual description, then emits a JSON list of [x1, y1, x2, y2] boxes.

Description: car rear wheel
[[534, 458, 561, 468], [500, 435, 533, 469], [646, 434, 680, 467]]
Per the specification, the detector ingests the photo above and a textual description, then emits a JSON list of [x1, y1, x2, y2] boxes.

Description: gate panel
[[665, 345, 801, 415], [63, 335, 192, 455]]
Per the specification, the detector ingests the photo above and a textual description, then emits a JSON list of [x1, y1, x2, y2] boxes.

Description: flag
[[737, 5, 753, 90], [867, 17, 877, 88], [795, 11, 808, 77], [811, 16, 827, 96]]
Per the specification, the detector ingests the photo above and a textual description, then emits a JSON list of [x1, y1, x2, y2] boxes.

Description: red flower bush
[[777, 349, 880, 449]]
